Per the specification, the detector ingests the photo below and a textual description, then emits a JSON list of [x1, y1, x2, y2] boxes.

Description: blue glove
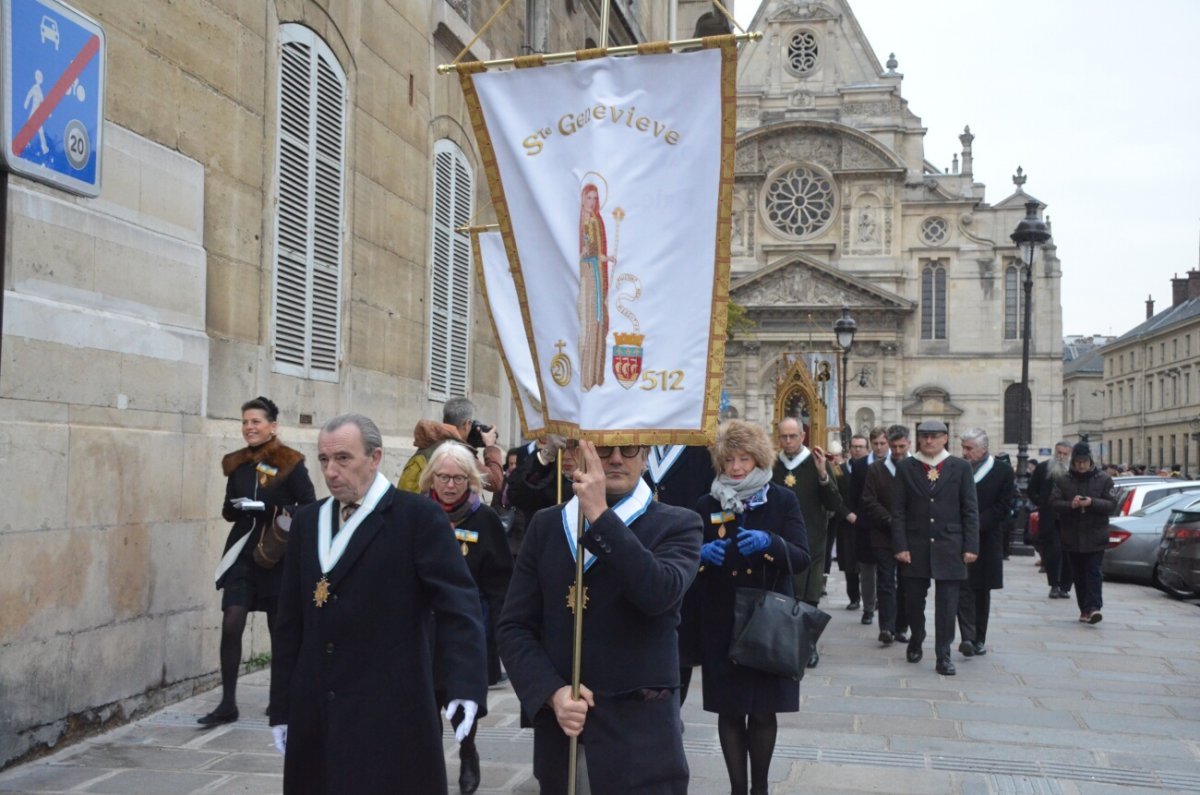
[[736, 528, 771, 557], [700, 539, 727, 567]]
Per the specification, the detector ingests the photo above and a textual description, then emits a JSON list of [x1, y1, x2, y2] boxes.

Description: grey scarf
[[710, 467, 773, 514]]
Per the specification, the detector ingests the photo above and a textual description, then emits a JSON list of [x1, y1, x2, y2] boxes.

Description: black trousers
[[901, 576, 960, 659], [955, 582, 992, 645], [532, 694, 689, 794], [873, 548, 907, 634], [1041, 523, 1073, 591], [1066, 550, 1104, 614]]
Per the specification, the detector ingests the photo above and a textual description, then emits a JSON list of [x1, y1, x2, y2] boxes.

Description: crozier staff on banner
[[458, 38, 738, 445]]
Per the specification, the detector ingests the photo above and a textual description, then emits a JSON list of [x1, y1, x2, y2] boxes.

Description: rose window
[[921, 216, 948, 246], [787, 30, 819, 75], [764, 166, 835, 238]]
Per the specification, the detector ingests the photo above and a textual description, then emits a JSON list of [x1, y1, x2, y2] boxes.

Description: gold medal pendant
[[717, 524, 727, 539], [313, 576, 331, 607], [927, 468, 940, 483], [259, 474, 268, 487], [784, 472, 797, 487], [566, 583, 589, 613], [461, 541, 469, 556]]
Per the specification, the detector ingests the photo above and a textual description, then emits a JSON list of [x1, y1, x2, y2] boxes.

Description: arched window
[[1003, 383, 1031, 445], [921, 261, 947, 340], [271, 25, 347, 381], [1004, 264, 1021, 340], [428, 140, 473, 399]]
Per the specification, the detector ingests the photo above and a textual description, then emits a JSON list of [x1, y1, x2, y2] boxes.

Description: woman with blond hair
[[419, 442, 513, 794], [695, 420, 810, 795]]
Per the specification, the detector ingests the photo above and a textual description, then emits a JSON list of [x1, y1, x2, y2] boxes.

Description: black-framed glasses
[[434, 473, 469, 485], [594, 445, 644, 459]]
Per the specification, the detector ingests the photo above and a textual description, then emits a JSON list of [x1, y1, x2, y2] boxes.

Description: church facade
[[724, 0, 1063, 452]]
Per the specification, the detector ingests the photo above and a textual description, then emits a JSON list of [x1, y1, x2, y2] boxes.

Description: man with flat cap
[[891, 419, 979, 676]]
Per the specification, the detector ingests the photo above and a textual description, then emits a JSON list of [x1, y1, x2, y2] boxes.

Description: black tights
[[717, 713, 777, 795], [217, 605, 273, 707]]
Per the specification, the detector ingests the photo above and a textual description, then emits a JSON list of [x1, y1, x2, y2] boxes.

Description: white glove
[[444, 699, 478, 743], [231, 497, 266, 512], [272, 724, 287, 755]]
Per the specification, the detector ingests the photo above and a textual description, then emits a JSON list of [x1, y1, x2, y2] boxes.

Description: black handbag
[[728, 541, 831, 681]]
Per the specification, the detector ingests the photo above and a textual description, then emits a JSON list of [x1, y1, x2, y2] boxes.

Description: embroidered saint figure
[[578, 182, 616, 391]]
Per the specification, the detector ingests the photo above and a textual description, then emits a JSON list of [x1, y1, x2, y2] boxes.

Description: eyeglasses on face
[[434, 473, 469, 485], [594, 445, 643, 459]]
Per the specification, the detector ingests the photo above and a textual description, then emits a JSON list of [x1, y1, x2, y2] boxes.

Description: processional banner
[[459, 38, 737, 444], [472, 230, 546, 437]]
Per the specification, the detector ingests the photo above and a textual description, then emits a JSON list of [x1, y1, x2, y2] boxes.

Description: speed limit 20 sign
[[1, 0, 105, 197]]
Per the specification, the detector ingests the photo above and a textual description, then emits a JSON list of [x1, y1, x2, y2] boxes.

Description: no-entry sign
[[1, 0, 105, 197]]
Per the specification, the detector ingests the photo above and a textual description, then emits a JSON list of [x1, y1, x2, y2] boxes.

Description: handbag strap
[[759, 530, 795, 593]]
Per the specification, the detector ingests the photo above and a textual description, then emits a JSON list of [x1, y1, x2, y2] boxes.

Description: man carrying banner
[[497, 442, 702, 794]]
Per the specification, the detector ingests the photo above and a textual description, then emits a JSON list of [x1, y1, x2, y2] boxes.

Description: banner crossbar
[[437, 32, 760, 74]]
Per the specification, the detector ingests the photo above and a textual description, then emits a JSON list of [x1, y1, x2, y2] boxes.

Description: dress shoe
[[1049, 586, 1062, 598], [958, 641, 975, 658], [878, 630, 894, 645], [894, 632, 908, 643], [807, 648, 820, 668], [1086, 610, 1103, 624], [459, 741, 481, 794], [1059, 590, 1072, 599], [197, 704, 238, 726], [936, 658, 956, 676], [861, 611, 874, 625], [488, 672, 509, 689], [972, 642, 987, 655], [905, 646, 923, 663], [846, 600, 861, 610]]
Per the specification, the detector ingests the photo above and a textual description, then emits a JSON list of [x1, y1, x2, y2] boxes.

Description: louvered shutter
[[271, 26, 346, 381], [428, 140, 473, 399]]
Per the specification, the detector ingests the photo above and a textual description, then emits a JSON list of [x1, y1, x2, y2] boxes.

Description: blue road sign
[[1, 0, 104, 197]]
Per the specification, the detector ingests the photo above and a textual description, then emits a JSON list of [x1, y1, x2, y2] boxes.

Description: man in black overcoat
[[1029, 441, 1073, 599], [269, 414, 487, 794], [891, 420, 980, 676], [642, 444, 713, 707], [957, 428, 1016, 657], [498, 442, 703, 794], [862, 425, 910, 645]]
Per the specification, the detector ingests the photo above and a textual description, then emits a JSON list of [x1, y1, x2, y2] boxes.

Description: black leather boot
[[459, 739, 480, 794]]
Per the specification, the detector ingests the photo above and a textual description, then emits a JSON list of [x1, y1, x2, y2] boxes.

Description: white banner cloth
[[463, 43, 734, 443]]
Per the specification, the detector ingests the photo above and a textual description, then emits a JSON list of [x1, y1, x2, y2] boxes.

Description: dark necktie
[[333, 502, 358, 538]]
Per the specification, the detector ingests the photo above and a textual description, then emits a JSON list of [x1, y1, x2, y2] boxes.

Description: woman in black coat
[[420, 442, 513, 795], [202, 396, 315, 726], [695, 420, 810, 795]]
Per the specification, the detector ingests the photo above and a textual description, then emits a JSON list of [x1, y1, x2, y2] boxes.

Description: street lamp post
[[833, 305, 858, 449], [1010, 200, 1051, 492]]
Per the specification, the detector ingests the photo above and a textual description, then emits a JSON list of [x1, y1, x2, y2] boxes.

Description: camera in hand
[[466, 420, 492, 448]]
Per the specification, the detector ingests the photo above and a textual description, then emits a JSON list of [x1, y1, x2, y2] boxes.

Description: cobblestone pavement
[[2, 556, 1198, 794]]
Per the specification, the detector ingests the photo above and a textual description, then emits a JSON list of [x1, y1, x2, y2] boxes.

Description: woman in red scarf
[[420, 443, 514, 794]]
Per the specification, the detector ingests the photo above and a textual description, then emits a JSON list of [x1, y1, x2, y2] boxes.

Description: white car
[[40, 16, 59, 50]]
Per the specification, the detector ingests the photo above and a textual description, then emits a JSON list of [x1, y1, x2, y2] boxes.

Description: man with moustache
[[891, 420, 980, 676], [269, 414, 487, 794], [772, 417, 843, 668], [1029, 441, 1073, 599], [498, 442, 703, 794], [957, 428, 1016, 657], [862, 425, 911, 646]]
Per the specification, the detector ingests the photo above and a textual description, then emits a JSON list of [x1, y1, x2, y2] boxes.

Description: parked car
[[1111, 480, 1200, 517], [1155, 496, 1200, 598], [1103, 491, 1200, 584]]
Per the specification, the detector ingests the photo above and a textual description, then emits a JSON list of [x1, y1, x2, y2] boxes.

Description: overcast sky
[[735, 0, 1200, 338]]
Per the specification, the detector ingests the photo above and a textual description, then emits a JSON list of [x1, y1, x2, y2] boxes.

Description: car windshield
[[1129, 491, 1200, 517]]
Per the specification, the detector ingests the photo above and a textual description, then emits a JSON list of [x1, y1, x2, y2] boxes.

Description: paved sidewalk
[[2, 558, 1198, 794]]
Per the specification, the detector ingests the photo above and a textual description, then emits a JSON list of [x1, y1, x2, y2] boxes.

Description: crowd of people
[[200, 396, 1115, 794]]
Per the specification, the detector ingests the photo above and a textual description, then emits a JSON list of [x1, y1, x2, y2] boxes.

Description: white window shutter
[[429, 140, 473, 399], [271, 26, 346, 381]]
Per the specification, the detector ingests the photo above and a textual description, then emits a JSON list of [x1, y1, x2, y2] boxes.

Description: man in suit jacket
[[269, 414, 487, 794], [498, 442, 702, 794], [838, 435, 871, 622], [891, 420, 980, 676], [957, 428, 1016, 657], [771, 417, 843, 667], [641, 445, 712, 707], [862, 425, 911, 646]]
